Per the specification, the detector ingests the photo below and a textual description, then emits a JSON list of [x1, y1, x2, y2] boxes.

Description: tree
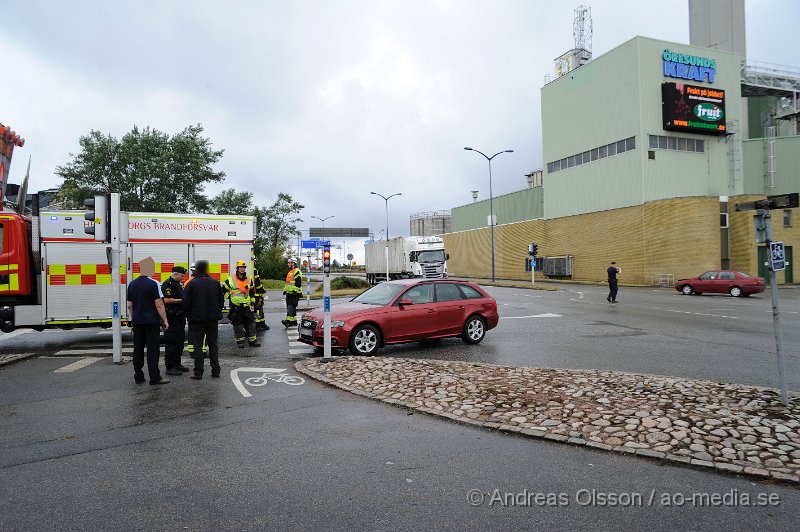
[[210, 188, 254, 215], [56, 124, 225, 212], [253, 193, 304, 279]]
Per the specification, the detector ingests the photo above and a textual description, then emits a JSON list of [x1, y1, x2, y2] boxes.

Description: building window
[[658, 136, 668, 149], [649, 134, 704, 153], [785, 209, 793, 228], [720, 212, 728, 228], [547, 136, 637, 174], [695, 139, 704, 152], [668, 137, 677, 150], [649, 135, 658, 149]]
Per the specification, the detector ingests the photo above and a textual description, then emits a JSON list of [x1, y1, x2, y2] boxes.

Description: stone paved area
[[296, 356, 800, 484]]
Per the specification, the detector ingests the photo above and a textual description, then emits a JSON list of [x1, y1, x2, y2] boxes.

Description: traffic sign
[[770, 241, 786, 271], [530, 260, 536, 267], [301, 239, 318, 249]]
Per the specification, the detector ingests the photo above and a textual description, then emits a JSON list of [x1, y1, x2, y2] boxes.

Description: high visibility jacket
[[224, 275, 253, 306], [253, 268, 267, 297], [284, 267, 302, 295]]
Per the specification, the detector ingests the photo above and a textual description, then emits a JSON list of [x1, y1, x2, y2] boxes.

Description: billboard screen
[[661, 82, 727, 136]]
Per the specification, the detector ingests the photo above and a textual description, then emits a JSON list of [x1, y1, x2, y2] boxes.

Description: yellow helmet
[[236, 260, 247, 268]]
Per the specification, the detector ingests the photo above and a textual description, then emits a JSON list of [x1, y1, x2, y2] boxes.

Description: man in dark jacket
[[182, 260, 225, 379], [162, 265, 189, 376]]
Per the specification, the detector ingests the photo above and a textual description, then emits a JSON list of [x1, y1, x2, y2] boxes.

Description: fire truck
[[0, 202, 254, 332]]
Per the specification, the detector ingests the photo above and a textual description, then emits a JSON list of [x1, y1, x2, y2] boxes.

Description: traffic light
[[528, 242, 538, 257], [84, 194, 110, 242], [323, 245, 331, 274]]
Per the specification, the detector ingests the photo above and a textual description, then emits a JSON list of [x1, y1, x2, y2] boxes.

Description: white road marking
[[0, 329, 32, 341], [289, 348, 315, 355], [575, 292, 584, 299], [501, 313, 563, 319], [289, 341, 307, 347], [54, 348, 134, 356], [53, 357, 101, 373], [662, 309, 738, 319], [230, 367, 304, 397]]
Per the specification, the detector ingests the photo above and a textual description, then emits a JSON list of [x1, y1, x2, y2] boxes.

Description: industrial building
[[444, 2, 799, 285]]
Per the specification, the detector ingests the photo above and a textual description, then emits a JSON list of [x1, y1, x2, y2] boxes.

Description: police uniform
[[161, 266, 189, 373]]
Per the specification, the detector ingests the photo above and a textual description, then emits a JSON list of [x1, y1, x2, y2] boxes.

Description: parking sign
[[769, 241, 785, 271]]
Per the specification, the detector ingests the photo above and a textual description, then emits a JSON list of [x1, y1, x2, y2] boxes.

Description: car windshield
[[416, 250, 445, 263], [738, 271, 752, 278], [352, 283, 405, 305]]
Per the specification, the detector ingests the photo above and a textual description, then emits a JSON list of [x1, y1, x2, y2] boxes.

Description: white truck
[[364, 236, 448, 284], [0, 205, 254, 332]]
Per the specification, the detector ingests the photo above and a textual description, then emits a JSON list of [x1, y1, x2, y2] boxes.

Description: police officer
[[162, 266, 189, 376], [252, 267, 269, 331], [282, 257, 303, 328], [223, 260, 260, 349]]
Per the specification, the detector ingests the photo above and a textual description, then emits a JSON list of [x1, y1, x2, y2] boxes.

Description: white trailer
[[364, 236, 448, 284]]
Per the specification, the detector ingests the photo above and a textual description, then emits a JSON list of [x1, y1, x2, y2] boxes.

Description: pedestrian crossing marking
[[53, 357, 101, 373]]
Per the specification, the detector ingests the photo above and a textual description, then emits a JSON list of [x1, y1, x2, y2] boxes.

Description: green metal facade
[[742, 136, 800, 195], [451, 187, 543, 233], [541, 36, 742, 219]]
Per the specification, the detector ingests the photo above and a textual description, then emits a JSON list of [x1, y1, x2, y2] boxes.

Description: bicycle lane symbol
[[230, 367, 306, 398]]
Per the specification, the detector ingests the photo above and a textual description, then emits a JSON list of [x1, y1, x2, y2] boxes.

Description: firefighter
[[223, 260, 260, 348], [252, 267, 269, 331], [162, 266, 190, 376], [282, 257, 303, 328]]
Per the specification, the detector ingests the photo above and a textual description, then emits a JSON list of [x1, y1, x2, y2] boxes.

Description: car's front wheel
[[461, 315, 486, 345], [681, 284, 693, 295], [730, 286, 743, 297], [349, 324, 381, 356]]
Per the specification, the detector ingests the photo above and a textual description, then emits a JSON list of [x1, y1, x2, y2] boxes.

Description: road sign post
[[322, 243, 332, 361], [109, 193, 122, 364], [736, 198, 792, 405]]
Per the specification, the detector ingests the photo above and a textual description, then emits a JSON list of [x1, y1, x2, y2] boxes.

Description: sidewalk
[[297, 356, 800, 485]]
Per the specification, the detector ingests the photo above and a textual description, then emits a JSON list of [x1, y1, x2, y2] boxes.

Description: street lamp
[[471, 190, 479, 203], [464, 147, 514, 282], [370, 191, 402, 282]]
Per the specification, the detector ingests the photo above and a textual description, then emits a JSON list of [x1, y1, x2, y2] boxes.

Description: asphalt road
[[1, 284, 798, 530]]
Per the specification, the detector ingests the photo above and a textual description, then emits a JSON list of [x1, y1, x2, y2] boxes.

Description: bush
[[330, 276, 371, 290]]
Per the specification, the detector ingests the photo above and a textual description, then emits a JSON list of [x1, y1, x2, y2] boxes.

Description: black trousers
[[608, 280, 619, 301], [229, 305, 257, 344], [132, 324, 162, 383], [188, 320, 219, 375], [285, 293, 300, 322], [163, 313, 186, 369]]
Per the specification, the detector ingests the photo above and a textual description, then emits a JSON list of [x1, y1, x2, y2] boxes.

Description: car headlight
[[331, 320, 345, 328]]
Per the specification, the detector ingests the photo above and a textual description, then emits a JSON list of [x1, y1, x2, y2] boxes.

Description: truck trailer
[[364, 236, 448, 284], [0, 204, 254, 332]]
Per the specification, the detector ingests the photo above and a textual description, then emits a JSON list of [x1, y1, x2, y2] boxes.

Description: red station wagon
[[298, 279, 499, 356], [675, 270, 766, 297]]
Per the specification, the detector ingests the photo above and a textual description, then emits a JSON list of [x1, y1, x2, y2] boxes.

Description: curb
[[294, 360, 800, 487]]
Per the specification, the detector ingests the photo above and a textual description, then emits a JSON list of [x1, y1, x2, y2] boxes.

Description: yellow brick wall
[[443, 196, 794, 285]]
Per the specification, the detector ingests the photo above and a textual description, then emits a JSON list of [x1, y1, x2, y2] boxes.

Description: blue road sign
[[301, 240, 318, 249], [324, 296, 331, 312], [317, 240, 332, 248], [112, 301, 119, 318], [770, 241, 786, 271], [530, 260, 536, 267]]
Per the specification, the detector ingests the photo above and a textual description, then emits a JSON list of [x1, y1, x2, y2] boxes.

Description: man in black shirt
[[182, 260, 225, 380], [607, 261, 621, 303], [162, 265, 189, 376], [127, 257, 170, 385]]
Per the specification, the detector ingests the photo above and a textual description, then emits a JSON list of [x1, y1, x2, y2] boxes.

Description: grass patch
[[262, 279, 287, 290]]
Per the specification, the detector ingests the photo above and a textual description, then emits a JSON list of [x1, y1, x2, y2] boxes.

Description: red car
[[298, 279, 499, 356], [675, 270, 766, 297]]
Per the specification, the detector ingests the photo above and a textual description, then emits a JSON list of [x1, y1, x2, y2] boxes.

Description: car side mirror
[[398, 298, 413, 306]]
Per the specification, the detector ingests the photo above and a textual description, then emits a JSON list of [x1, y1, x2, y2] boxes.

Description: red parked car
[[675, 270, 766, 297], [298, 279, 499, 356]]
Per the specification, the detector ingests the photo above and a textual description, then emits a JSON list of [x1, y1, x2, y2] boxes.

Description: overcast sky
[[4, 0, 798, 259]]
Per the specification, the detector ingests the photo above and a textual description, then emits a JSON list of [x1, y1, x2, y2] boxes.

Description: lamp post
[[471, 190, 479, 203], [311, 215, 334, 242], [370, 191, 402, 282], [464, 147, 514, 282]]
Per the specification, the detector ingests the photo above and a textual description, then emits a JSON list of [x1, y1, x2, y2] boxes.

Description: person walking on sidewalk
[[182, 260, 225, 380], [282, 257, 303, 328], [162, 265, 190, 376], [223, 260, 260, 348], [607, 261, 621, 303], [127, 256, 170, 385]]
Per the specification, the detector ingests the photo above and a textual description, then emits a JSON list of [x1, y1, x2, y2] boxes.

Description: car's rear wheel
[[730, 286, 743, 297], [349, 324, 381, 356], [681, 284, 693, 295], [461, 315, 486, 345]]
